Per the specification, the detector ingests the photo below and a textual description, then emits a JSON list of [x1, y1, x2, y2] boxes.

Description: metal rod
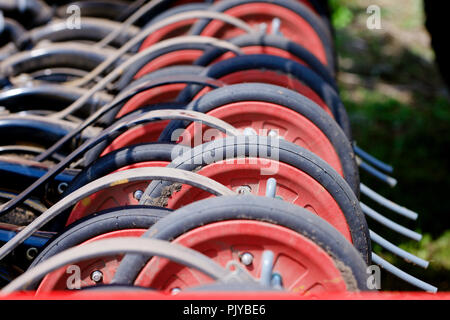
[[265, 178, 277, 198], [360, 183, 418, 220], [260, 250, 274, 287], [358, 158, 397, 187], [360, 202, 422, 241], [353, 144, 393, 173], [370, 230, 428, 268], [372, 252, 437, 293]]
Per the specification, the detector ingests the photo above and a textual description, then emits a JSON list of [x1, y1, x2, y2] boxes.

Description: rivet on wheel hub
[[90, 270, 103, 283], [239, 252, 254, 266], [133, 190, 144, 200]]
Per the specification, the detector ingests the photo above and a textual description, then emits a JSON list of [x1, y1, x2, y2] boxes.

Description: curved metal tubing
[[370, 230, 428, 268], [360, 202, 422, 241], [53, 35, 241, 119], [0, 109, 238, 219], [372, 253, 437, 293], [0, 167, 235, 261], [36, 74, 225, 161], [64, 10, 253, 88], [1, 238, 238, 293], [358, 158, 397, 187], [360, 183, 418, 220], [353, 144, 393, 173]]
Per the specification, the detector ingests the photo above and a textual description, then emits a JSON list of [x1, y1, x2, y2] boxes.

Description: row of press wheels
[[0, 0, 437, 295]]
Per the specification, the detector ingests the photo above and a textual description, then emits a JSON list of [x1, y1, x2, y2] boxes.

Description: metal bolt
[[171, 287, 181, 294], [240, 252, 254, 266], [236, 185, 252, 194], [265, 178, 277, 198], [133, 190, 143, 201], [25, 247, 38, 261], [271, 273, 283, 289], [90, 270, 103, 283], [271, 18, 282, 35], [57, 182, 68, 195]]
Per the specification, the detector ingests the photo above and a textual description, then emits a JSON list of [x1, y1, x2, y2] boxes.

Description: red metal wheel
[[111, 100, 336, 164], [181, 102, 341, 172], [197, 3, 329, 66], [67, 162, 169, 225], [37, 229, 146, 292], [165, 158, 351, 241], [135, 220, 348, 294]]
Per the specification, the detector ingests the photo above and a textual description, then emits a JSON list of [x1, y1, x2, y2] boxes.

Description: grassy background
[[329, 0, 450, 291]]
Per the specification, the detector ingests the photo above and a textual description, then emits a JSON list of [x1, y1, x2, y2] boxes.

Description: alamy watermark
[[367, 5, 382, 30], [66, 264, 81, 289], [367, 265, 381, 290], [66, 4, 81, 30]]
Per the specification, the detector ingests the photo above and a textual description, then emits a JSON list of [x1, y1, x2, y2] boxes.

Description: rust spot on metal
[[110, 179, 129, 186], [81, 197, 91, 207]]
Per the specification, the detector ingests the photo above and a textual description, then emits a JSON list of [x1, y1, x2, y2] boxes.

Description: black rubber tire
[[31, 205, 170, 269], [114, 195, 369, 291], [0, 118, 85, 155], [177, 55, 350, 137], [195, 33, 336, 85], [70, 143, 189, 194], [0, 85, 111, 118], [120, 65, 206, 94], [106, 65, 205, 124], [103, 64, 204, 126], [160, 82, 358, 194], [189, 0, 335, 70], [145, 136, 368, 261]]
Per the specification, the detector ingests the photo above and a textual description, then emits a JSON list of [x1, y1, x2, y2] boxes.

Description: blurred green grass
[[330, 0, 450, 290]]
